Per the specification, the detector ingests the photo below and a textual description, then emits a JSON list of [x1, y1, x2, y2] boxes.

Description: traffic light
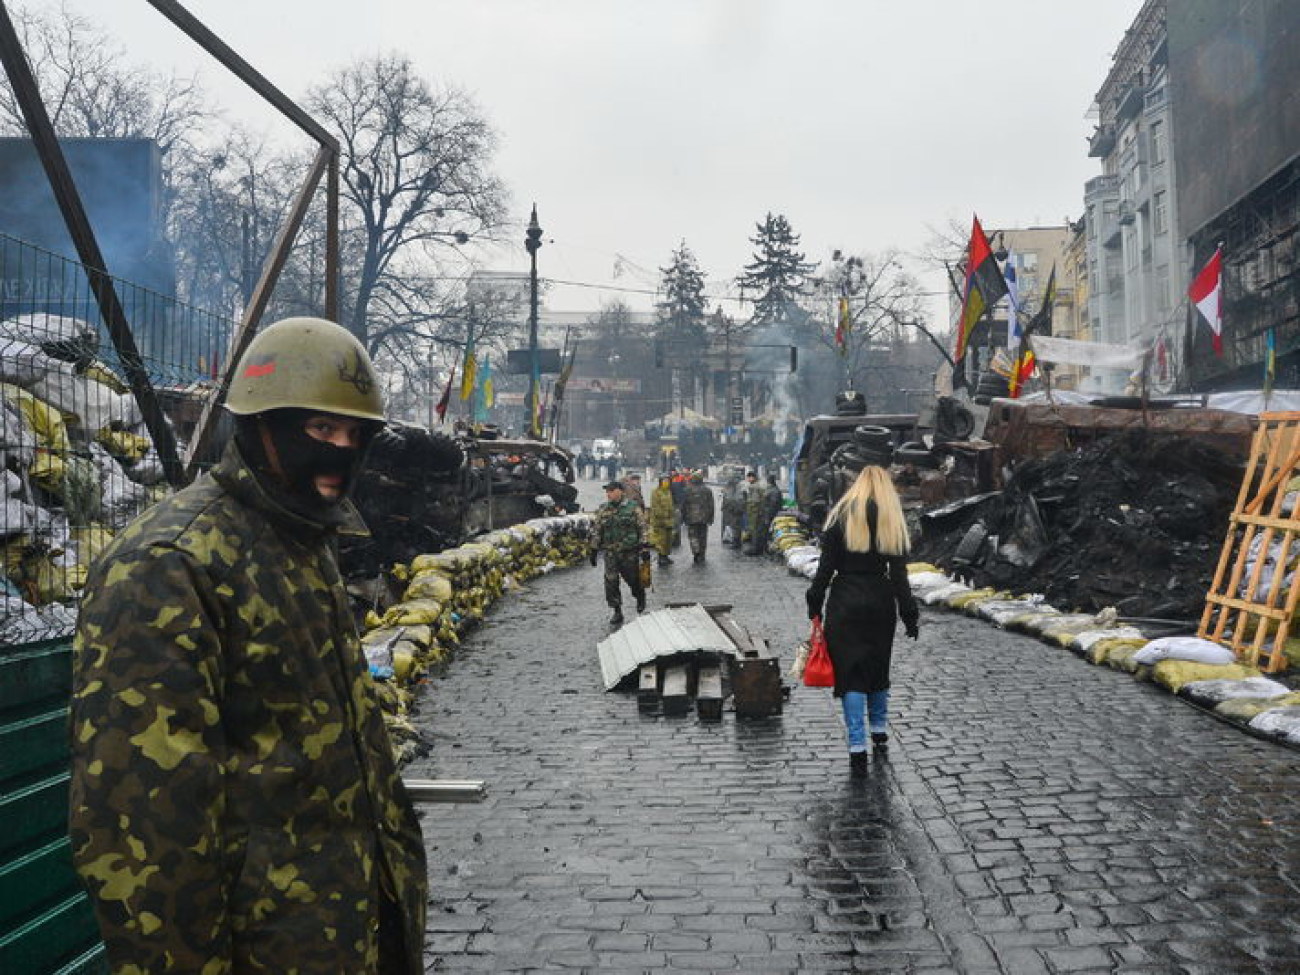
[[789, 345, 798, 373], [654, 340, 664, 368]]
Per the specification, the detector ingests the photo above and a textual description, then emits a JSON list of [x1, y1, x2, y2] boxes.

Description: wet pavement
[[408, 479, 1300, 973]]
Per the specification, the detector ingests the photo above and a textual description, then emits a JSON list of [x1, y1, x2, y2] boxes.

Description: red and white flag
[[1189, 246, 1223, 356]]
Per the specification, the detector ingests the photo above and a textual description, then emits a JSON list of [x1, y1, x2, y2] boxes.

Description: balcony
[[1089, 125, 1117, 158], [1118, 200, 1136, 226]]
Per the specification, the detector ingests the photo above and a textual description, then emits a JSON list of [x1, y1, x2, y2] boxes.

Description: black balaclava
[[235, 408, 377, 519]]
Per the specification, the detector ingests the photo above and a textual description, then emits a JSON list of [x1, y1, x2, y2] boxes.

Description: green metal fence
[[0, 233, 233, 973]]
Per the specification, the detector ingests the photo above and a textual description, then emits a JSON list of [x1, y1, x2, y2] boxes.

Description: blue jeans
[[841, 690, 890, 752]]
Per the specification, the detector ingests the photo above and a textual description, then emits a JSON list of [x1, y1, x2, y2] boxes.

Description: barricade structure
[[1201, 412, 1300, 673]]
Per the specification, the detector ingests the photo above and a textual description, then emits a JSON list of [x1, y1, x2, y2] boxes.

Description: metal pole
[[525, 205, 543, 438]]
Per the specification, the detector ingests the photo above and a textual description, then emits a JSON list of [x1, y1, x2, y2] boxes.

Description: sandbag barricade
[[357, 513, 595, 763]]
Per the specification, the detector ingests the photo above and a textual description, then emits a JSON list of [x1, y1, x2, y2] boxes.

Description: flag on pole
[[1008, 264, 1055, 398], [434, 362, 455, 422], [1003, 250, 1022, 349], [1264, 328, 1276, 397], [481, 354, 494, 408], [1189, 246, 1224, 356], [459, 330, 477, 400], [953, 215, 1009, 362], [835, 296, 851, 355]]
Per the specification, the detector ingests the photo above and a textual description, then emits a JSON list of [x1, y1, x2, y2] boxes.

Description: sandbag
[[1248, 706, 1300, 743], [1181, 675, 1292, 707], [404, 570, 454, 603], [1132, 636, 1236, 666], [921, 581, 973, 606], [1085, 636, 1148, 666], [1151, 660, 1260, 693], [1070, 626, 1146, 653], [1216, 693, 1300, 722], [26, 359, 142, 434], [0, 337, 52, 386], [381, 598, 445, 626], [0, 382, 69, 488]]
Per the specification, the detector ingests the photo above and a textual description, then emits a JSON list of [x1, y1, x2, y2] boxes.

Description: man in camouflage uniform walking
[[680, 470, 716, 563], [69, 318, 427, 974], [592, 479, 647, 625]]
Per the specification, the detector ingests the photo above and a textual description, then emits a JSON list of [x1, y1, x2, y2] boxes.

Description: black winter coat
[[806, 515, 918, 696]]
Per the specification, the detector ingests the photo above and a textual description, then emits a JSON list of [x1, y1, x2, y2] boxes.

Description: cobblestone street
[[410, 493, 1300, 973]]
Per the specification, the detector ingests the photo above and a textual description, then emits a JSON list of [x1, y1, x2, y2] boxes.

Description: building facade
[[1170, 0, 1300, 391], [1083, 0, 1184, 394]]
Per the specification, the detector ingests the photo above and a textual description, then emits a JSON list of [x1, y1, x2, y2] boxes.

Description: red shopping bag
[[803, 616, 835, 687]]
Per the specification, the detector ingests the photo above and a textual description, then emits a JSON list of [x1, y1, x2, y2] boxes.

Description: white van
[[591, 438, 620, 461]]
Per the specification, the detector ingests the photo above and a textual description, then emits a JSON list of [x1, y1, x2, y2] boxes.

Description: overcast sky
[[69, 0, 1142, 326]]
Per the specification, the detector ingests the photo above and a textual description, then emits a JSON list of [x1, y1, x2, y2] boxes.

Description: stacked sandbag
[[0, 315, 176, 633], [772, 512, 819, 579], [355, 513, 595, 760]]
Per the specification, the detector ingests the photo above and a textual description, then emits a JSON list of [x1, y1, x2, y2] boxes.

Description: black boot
[[609, 608, 624, 625], [871, 732, 889, 754], [636, 594, 647, 613], [849, 752, 868, 777]]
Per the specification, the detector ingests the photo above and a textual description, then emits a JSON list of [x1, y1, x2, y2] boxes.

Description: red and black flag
[[953, 215, 1009, 363], [434, 363, 455, 422]]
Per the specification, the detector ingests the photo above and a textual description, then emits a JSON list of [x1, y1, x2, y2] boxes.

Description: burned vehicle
[[792, 391, 918, 526], [340, 423, 577, 576]]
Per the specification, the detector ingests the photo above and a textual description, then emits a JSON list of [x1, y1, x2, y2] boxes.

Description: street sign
[[505, 348, 562, 374]]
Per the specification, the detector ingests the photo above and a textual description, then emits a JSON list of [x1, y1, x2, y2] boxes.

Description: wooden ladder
[[1201, 411, 1300, 672]]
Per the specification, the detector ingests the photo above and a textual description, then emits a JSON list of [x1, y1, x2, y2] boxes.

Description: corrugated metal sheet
[[597, 604, 736, 690]]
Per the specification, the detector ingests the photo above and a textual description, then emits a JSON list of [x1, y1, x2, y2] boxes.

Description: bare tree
[[0, 4, 208, 163], [807, 249, 929, 392], [305, 54, 508, 355]]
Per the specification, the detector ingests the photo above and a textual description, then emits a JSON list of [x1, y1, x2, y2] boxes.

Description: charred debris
[[340, 422, 579, 579], [911, 430, 1244, 622]]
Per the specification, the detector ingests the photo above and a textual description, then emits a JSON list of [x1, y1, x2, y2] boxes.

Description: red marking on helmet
[[244, 362, 276, 378]]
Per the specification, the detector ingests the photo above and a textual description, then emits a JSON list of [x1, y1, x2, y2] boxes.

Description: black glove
[[806, 591, 822, 620], [589, 549, 598, 567], [904, 619, 919, 640]]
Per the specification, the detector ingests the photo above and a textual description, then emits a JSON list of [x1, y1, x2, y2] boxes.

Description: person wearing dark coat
[[805, 465, 919, 777]]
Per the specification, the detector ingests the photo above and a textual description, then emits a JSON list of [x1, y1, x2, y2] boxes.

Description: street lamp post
[[525, 204, 543, 438]]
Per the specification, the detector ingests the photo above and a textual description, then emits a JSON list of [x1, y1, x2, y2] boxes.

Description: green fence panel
[[0, 637, 106, 974]]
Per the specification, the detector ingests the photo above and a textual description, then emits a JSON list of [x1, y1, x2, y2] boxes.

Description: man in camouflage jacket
[[591, 479, 647, 624], [680, 471, 716, 563], [69, 318, 427, 974]]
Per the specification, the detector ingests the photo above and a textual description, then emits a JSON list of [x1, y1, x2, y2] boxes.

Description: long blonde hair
[[824, 466, 910, 555]]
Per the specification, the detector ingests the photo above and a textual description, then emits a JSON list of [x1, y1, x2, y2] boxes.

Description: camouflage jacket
[[593, 497, 646, 553], [648, 485, 675, 531], [680, 483, 715, 525], [69, 441, 427, 975]]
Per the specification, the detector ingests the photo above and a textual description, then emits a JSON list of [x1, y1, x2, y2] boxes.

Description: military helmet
[[225, 317, 384, 421]]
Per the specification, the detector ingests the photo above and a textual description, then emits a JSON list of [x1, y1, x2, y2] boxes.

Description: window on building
[[1155, 266, 1170, 311], [1150, 119, 1166, 165], [1022, 252, 1038, 271], [1154, 191, 1168, 235]]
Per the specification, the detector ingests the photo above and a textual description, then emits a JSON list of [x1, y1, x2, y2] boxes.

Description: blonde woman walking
[[805, 465, 919, 776]]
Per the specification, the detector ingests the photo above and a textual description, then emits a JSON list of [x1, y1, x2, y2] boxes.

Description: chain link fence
[[0, 232, 232, 644]]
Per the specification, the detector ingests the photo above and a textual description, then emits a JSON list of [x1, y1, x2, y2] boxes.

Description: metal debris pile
[[912, 430, 1244, 621]]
